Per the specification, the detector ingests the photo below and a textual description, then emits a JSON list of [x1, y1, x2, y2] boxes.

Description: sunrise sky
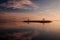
[[0, 0, 60, 20]]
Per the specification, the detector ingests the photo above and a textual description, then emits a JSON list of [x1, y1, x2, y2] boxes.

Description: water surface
[[0, 21, 60, 40]]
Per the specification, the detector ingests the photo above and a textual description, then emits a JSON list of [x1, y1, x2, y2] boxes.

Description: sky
[[0, 0, 60, 20]]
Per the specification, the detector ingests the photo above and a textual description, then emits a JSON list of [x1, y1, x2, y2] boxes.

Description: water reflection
[[0, 21, 60, 40]]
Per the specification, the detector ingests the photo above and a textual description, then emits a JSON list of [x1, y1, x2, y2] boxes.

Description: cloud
[[0, 0, 39, 10]]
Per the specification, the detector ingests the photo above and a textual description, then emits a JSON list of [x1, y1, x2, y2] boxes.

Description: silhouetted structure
[[23, 18, 52, 24]]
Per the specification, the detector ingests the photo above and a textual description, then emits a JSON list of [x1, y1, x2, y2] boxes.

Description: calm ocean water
[[0, 21, 60, 40]]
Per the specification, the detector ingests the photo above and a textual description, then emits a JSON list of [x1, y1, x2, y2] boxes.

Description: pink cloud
[[0, 0, 39, 10]]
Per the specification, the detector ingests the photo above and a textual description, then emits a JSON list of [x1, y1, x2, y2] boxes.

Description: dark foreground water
[[0, 28, 60, 40]]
